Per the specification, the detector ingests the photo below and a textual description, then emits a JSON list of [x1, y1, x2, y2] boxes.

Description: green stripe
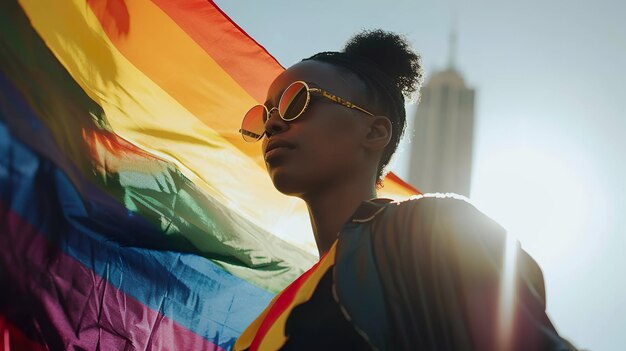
[[0, 0, 313, 293]]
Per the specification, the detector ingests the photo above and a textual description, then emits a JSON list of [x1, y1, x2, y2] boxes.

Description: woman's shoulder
[[387, 192, 485, 216], [374, 192, 545, 302], [370, 195, 569, 350], [373, 193, 523, 280], [380, 193, 506, 239]]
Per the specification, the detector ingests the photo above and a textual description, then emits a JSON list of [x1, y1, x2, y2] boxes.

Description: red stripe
[[386, 171, 421, 194], [0, 315, 47, 351], [150, 0, 283, 102], [248, 256, 328, 350], [0, 204, 224, 351]]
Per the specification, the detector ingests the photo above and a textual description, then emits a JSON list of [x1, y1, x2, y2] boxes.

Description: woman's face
[[261, 60, 374, 197]]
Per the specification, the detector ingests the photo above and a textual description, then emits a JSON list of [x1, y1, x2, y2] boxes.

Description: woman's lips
[[264, 146, 293, 163]]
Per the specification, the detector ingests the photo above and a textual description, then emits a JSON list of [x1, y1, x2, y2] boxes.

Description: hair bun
[[343, 29, 423, 98]]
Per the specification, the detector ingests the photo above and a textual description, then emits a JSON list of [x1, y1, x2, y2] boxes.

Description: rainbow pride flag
[[0, 0, 418, 349]]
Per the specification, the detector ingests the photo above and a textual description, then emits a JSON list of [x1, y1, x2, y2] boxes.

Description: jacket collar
[[350, 198, 394, 223]]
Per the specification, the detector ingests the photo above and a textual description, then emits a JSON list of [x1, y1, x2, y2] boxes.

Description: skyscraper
[[408, 32, 475, 196]]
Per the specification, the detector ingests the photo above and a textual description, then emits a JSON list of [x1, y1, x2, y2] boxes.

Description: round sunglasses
[[239, 81, 375, 142]]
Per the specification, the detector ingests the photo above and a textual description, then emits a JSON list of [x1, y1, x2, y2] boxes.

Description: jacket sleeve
[[370, 196, 577, 351]]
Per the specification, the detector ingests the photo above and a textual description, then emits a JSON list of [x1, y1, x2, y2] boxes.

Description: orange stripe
[[85, 0, 268, 160], [152, 0, 284, 102], [385, 171, 421, 194]]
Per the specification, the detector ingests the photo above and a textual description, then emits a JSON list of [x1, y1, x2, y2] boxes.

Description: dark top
[[344, 196, 576, 350], [281, 268, 371, 350]]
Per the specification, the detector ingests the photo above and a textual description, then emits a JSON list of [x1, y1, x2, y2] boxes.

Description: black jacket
[[333, 194, 577, 350]]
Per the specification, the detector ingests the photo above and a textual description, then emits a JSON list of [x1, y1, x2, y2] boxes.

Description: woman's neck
[[303, 179, 376, 257]]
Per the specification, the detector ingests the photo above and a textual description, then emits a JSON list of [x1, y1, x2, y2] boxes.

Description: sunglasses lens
[[279, 82, 309, 121], [240, 105, 267, 142]]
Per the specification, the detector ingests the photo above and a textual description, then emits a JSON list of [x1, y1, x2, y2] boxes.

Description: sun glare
[[471, 145, 603, 266]]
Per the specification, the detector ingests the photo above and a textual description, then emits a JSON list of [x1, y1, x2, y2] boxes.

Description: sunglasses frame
[[240, 80, 375, 142]]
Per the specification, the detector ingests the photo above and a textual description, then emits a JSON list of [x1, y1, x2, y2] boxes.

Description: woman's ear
[[364, 116, 392, 151]]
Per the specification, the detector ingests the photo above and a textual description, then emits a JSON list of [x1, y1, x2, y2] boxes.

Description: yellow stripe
[[18, 0, 312, 248]]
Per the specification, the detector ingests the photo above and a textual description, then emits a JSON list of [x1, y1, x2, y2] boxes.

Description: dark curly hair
[[302, 29, 423, 187]]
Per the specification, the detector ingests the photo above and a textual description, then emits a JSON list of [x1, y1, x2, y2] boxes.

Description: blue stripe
[[0, 86, 272, 349]]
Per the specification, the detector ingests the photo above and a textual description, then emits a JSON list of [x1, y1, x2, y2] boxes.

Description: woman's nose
[[264, 108, 288, 137]]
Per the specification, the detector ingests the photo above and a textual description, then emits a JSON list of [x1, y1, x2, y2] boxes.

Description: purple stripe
[[1, 204, 226, 351]]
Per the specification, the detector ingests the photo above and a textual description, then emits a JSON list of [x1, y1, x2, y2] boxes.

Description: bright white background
[[215, 1, 626, 349]]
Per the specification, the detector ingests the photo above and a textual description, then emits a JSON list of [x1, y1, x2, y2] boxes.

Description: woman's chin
[[270, 174, 299, 196], [269, 169, 305, 197]]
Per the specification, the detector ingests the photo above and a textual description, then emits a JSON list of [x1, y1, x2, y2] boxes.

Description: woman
[[235, 30, 575, 351]]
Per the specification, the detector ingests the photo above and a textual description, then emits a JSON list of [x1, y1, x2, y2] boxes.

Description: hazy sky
[[214, 1, 626, 349]]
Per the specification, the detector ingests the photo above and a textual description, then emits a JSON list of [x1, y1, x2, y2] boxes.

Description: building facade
[[408, 65, 475, 196]]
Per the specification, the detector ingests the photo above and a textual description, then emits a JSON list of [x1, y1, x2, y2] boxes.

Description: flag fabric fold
[[0, 0, 419, 349]]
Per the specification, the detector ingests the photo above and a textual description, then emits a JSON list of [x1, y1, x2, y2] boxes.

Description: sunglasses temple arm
[[353, 105, 375, 117], [312, 87, 375, 117], [239, 128, 265, 140]]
